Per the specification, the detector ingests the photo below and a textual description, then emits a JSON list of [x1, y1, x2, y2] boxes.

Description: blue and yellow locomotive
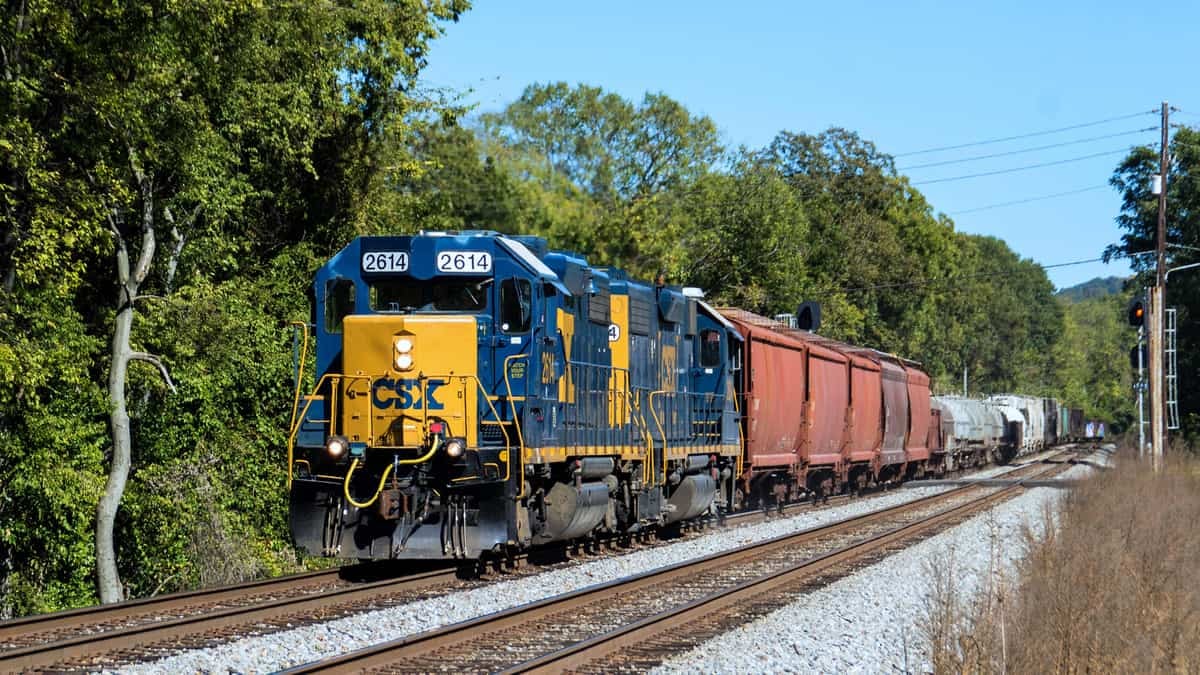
[[287, 232, 742, 560]]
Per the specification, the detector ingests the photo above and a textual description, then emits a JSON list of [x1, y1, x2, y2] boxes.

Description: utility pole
[[1150, 101, 1169, 470], [1138, 325, 1145, 458]]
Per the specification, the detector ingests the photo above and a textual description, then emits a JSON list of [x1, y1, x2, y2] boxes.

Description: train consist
[[287, 231, 1094, 561]]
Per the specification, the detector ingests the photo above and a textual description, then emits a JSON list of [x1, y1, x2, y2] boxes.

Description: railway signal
[[1128, 296, 1146, 327], [1130, 343, 1148, 370]]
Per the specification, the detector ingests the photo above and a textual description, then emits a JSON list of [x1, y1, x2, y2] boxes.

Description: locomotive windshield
[[369, 277, 490, 313]]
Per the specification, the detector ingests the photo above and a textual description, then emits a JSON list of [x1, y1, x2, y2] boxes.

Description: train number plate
[[361, 251, 409, 273], [436, 251, 492, 274]]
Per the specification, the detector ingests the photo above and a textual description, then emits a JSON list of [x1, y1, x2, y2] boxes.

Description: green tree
[[1052, 292, 1136, 429], [481, 82, 723, 201], [1, 0, 467, 608], [638, 161, 809, 311], [1107, 126, 1200, 440]]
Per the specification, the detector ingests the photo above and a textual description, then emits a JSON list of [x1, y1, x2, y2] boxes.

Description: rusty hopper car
[[720, 309, 851, 504], [927, 405, 944, 474], [774, 335, 934, 486], [761, 329, 884, 494], [903, 364, 932, 478]]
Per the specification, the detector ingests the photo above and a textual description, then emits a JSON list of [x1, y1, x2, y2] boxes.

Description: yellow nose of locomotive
[[341, 315, 479, 449]]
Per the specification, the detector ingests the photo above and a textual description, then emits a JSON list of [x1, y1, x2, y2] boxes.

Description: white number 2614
[[436, 251, 492, 274]]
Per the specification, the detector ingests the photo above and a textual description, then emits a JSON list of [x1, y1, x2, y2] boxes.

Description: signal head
[[1127, 296, 1146, 327]]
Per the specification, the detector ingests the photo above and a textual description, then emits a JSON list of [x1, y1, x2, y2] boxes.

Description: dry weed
[[924, 446, 1200, 673]]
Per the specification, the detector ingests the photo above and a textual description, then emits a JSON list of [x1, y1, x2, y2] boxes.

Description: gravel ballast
[[118, 457, 1075, 674], [654, 461, 1098, 674]]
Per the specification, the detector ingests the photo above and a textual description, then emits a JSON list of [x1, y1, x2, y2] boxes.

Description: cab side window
[[325, 278, 356, 334], [499, 278, 532, 333], [699, 329, 722, 367]]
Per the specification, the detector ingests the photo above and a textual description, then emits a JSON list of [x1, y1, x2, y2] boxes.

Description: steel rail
[[0, 566, 349, 645], [283, 454, 1072, 673], [0, 447, 1073, 672], [0, 566, 460, 672], [513, 459, 1076, 673]]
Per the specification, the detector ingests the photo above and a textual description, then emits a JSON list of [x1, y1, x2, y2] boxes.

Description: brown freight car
[[719, 309, 938, 505], [753, 324, 938, 486], [903, 363, 933, 478], [765, 328, 884, 494], [927, 405, 944, 475], [719, 309, 850, 506], [830, 348, 911, 483]]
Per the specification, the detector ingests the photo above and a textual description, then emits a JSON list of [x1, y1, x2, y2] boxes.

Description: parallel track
[[0, 448, 1072, 672], [285, 453, 1078, 673], [0, 566, 464, 673]]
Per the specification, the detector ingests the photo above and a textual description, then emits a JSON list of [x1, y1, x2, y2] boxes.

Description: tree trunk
[[95, 283, 135, 603], [95, 154, 164, 604]]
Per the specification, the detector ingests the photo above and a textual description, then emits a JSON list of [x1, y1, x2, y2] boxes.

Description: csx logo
[[372, 378, 446, 410]]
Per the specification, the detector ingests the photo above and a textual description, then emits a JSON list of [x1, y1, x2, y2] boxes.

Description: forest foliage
[[0, 2, 1155, 615]]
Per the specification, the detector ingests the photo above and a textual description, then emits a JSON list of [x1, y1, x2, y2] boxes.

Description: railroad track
[[0, 449, 1073, 672], [284, 454, 1078, 674], [0, 563, 468, 673]]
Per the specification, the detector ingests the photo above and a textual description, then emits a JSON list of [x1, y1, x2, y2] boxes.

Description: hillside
[[1056, 276, 1127, 302]]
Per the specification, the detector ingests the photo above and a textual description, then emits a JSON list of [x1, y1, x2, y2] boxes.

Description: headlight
[[325, 435, 348, 459], [395, 353, 414, 370], [444, 437, 466, 458], [395, 337, 413, 353]]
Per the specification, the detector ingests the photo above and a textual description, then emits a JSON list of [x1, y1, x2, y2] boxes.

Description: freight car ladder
[[1166, 307, 1180, 430]]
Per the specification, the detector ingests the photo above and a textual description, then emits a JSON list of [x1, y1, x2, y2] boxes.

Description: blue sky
[[420, 1, 1198, 290]]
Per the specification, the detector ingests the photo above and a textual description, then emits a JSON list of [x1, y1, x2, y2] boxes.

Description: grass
[[923, 442, 1200, 673]]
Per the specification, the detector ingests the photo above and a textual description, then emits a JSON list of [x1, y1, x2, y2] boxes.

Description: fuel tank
[[540, 481, 609, 541], [664, 473, 717, 524]]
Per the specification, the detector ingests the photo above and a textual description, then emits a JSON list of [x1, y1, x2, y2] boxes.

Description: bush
[[923, 444, 1200, 672]]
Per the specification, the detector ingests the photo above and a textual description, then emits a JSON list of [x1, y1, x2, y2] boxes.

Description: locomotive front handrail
[[287, 321, 312, 446], [287, 372, 513, 489], [287, 372, 371, 488]]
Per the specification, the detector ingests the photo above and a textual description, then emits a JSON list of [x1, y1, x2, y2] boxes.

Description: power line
[[899, 128, 1156, 171], [912, 147, 1142, 186], [949, 185, 1110, 215], [894, 110, 1157, 157], [826, 251, 1153, 295]]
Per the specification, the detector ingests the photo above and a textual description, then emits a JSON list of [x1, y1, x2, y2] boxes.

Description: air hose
[[343, 437, 442, 508]]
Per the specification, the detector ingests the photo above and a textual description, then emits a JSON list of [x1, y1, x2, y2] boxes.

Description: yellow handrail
[[629, 392, 655, 485], [502, 353, 528, 499], [287, 321, 310, 441], [649, 390, 669, 486], [287, 373, 368, 489], [288, 372, 509, 453], [732, 387, 744, 483]]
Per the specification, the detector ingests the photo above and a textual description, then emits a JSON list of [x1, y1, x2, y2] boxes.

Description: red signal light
[[429, 422, 445, 434]]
